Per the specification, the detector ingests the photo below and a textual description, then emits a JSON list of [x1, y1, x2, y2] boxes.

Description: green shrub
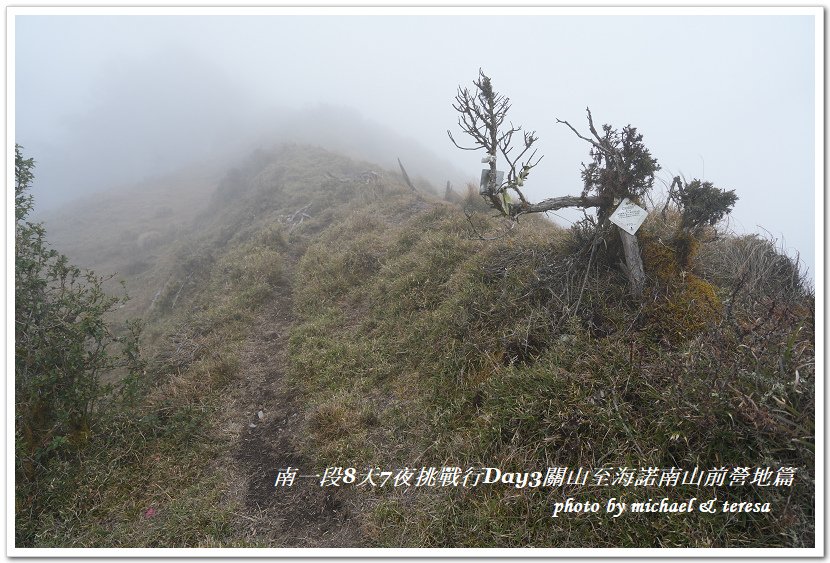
[[15, 146, 144, 501]]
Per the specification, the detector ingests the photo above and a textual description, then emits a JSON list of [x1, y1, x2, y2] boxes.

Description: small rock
[[249, 423, 257, 428], [257, 410, 264, 420]]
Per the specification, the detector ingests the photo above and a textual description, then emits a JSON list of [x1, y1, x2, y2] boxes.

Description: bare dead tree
[[448, 69, 542, 215]]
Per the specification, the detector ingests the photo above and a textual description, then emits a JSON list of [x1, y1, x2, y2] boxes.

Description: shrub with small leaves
[[665, 177, 738, 268], [15, 145, 144, 485], [580, 124, 660, 222], [670, 177, 738, 235]]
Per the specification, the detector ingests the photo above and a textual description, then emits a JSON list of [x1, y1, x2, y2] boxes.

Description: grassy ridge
[[21, 144, 814, 548], [288, 171, 814, 547], [17, 145, 362, 547]]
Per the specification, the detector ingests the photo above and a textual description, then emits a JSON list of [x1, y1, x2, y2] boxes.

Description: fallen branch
[[325, 172, 350, 183], [170, 271, 194, 310], [513, 194, 605, 217], [285, 203, 313, 233], [289, 203, 312, 222]]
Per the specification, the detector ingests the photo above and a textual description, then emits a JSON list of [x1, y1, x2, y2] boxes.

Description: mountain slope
[[24, 144, 815, 549]]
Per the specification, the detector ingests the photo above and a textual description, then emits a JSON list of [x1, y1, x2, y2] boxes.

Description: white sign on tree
[[479, 169, 504, 194], [609, 198, 649, 235]]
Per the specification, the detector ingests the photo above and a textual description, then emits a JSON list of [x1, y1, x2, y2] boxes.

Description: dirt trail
[[223, 259, 366, 547]]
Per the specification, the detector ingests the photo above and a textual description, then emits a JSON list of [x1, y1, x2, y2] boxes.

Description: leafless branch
[[556, 116, 603, 152], [558, 108, 627, 179], [586, 107, 602, 141], [463, 209, 517, 241], [447, 130, 480, 151], [662, 176, 682, 218]]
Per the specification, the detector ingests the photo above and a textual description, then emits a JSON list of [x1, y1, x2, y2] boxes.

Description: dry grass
[[289, 182, 814, 548], [19, 144, 815, 549]]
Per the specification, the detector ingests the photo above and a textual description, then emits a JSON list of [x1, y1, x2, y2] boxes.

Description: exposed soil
[[223, 259, 366, 547]]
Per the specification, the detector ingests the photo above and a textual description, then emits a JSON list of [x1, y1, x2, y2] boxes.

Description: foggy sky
[[13, 9, 819, 281]]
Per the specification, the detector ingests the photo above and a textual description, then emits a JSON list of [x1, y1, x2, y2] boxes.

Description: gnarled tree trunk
[[618, 228, 645, 299]]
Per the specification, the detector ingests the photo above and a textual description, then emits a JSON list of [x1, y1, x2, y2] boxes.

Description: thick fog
[[14, 11, 818, 280]]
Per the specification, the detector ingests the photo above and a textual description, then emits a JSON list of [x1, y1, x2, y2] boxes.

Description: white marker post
[[609, 198, 648, 299]]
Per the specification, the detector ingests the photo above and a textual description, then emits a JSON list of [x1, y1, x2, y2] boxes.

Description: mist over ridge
[[15, 13, 817, 280], [18, 45, 465, 215]]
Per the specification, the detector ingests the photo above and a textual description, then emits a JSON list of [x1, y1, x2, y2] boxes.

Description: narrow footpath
[[222, 258, 366, 547]]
